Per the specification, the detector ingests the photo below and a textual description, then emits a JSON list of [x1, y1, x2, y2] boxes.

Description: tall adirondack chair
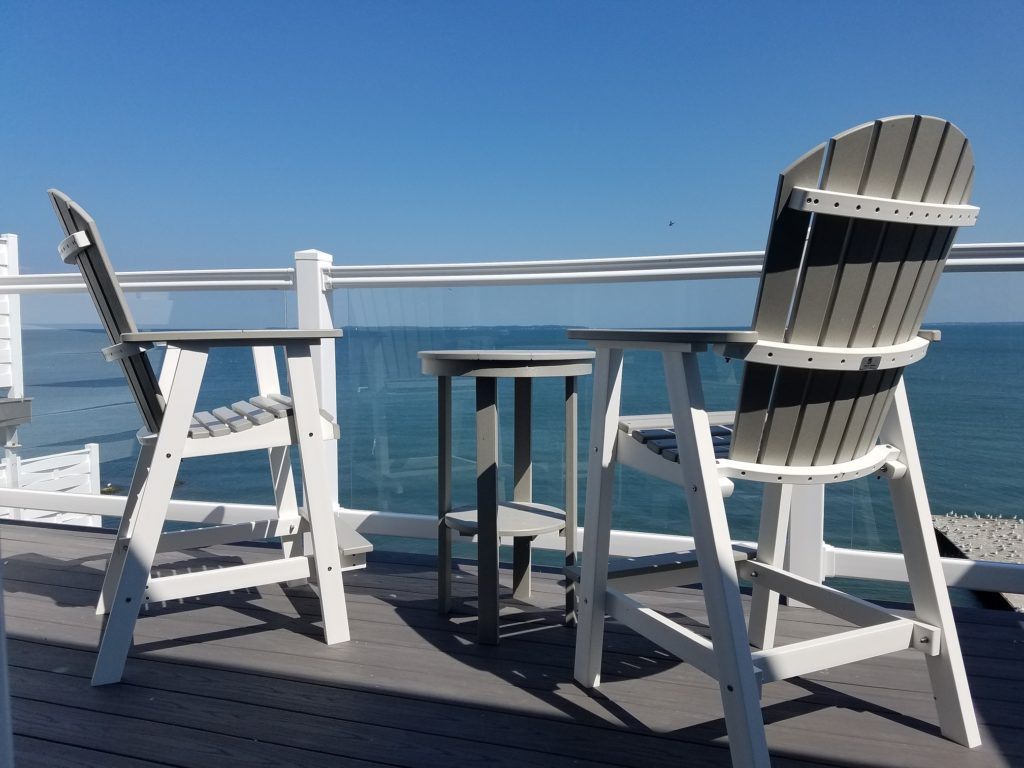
[[49, 189, 371, 685], [570, 116, 981, 766]]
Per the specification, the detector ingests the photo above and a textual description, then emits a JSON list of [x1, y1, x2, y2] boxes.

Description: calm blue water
[[17, 323, 1024, 601]]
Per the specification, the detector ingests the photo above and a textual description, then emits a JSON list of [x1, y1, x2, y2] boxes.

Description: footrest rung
[[565, 549, 750, 593], [145, 556, 312, 603]]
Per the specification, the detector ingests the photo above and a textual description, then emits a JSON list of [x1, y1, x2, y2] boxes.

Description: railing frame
[[0, 235, 1022, 597]]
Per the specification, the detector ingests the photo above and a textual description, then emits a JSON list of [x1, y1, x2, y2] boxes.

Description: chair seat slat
[[192, 411, 231, 437], [211, 406, 253, 433], [231, 400, 275, 425], [249, 395, 291, 418], [631, 425, 732, 462]]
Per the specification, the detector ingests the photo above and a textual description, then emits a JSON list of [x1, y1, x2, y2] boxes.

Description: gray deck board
[[2, 522, 1022, 767]]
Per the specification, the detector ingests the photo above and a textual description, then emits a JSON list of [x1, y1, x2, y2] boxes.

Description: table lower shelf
[[445, 501, 566, 538]]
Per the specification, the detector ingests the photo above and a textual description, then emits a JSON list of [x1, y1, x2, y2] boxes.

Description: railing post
[[0, 555, 12, 768], [0, 234, 25, 523], [0, 233, 14, 768], [86, 443, 101, 494], [2, 451, 20, 521], [0, 234, 25, 404], [294, 249, 339, 506]]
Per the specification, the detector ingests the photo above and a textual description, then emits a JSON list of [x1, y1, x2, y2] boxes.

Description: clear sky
[[3, 2, 1023, 327]]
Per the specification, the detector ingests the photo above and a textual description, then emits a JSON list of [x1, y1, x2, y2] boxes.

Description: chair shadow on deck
[[579, 597, 1020, 767], [380, 554, 1017, 767], [378, 555, 672, 729], [2, 545, 327, 650], [5, 536, 1020, 767]]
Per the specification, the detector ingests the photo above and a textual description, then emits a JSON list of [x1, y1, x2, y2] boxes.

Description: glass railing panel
[[6, 266, 1023, 606], [332, 281, 764, 559], [15, 290, 294, 512]]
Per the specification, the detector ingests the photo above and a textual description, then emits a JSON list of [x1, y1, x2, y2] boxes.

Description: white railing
[[326, 242, 1024, 287], [1, 243, 1020, 295], [1, 234, 1023, 599], [0, 444, 102, 526]]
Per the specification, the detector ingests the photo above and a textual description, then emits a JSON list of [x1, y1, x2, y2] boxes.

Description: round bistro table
[[419, 349, 595, 644]]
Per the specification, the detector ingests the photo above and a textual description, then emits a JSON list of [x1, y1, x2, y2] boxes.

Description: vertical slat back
[[48, 190, 164, 434], [729, 116, 972, 467], [730, 147, 822, 462]]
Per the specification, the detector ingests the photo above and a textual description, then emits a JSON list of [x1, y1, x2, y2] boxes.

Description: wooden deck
[[2, 521, 1022, 768]]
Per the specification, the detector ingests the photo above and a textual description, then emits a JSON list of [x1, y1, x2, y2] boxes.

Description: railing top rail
[[0, 243, 1020, 294], [0, 268, 296, 294], [325, 242, 1024, 288]]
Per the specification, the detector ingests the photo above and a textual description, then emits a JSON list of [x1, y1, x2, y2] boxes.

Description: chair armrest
[[918, 329, 941, 342], [122, 329, 342, 346], [568, 328, 758, 350]]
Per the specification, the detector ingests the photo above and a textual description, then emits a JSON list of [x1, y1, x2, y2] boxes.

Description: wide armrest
[[122, 329, 342, 346], [568, 328, 758, 349]]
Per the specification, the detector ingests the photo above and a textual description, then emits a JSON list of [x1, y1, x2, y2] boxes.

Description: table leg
[[564, 375, 578, 625], [476, 376, 500, 644], [512, 378, 533, 601], [437, 376, 453, 614]]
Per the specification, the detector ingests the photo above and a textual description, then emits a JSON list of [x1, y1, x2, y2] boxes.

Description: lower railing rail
[[2, 488, 1022, 598]]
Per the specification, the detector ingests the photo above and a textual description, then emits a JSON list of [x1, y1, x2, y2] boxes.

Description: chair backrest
[[49, 190, 164, 434], [730, 116, 975, 466]]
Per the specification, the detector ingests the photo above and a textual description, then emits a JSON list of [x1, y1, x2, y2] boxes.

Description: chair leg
[[286, 343, 350, 645], [92, 348, 207, 686], [784, 484, 826, 608], [268, 444, 306, 586], [96, 440, 155, 615], [573, 348, 623, 689], [664, 351, 770, 768], [882, 383, 981, 748], [748, 483, 793, 650], [254, 345, 305, 577]]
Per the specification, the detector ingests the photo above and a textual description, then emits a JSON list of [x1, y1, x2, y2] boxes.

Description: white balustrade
[[0, 234, 1022, 598]]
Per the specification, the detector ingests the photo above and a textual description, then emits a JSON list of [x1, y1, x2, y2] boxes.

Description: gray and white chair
[[50, 189, 369, 685], [571, 116, 981, 766]]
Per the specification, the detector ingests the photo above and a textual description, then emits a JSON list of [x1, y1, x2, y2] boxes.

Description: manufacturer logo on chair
[[859, 356, 881, 371]]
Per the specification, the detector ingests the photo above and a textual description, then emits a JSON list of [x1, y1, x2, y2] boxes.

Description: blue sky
[[3, 2, 1023, 327]]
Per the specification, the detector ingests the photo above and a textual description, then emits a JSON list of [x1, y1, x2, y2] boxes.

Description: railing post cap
[[294, 249, 334, 263]]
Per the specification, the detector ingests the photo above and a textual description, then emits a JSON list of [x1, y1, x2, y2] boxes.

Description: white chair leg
[[573, 348, 623, 689], [784, 484, 826, 608], [96, 440, 155, 615], [748, 483, 793, 650], [269, 445, 304, 563], [881, 382, 981, 748], [253, 345, 305, 570], [286, 343, 350, 645], [92, 347, 207, 686], [664, 351, 770, 768]]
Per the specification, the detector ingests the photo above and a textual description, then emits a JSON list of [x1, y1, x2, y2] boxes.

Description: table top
[[419, 349, 595, 378]]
